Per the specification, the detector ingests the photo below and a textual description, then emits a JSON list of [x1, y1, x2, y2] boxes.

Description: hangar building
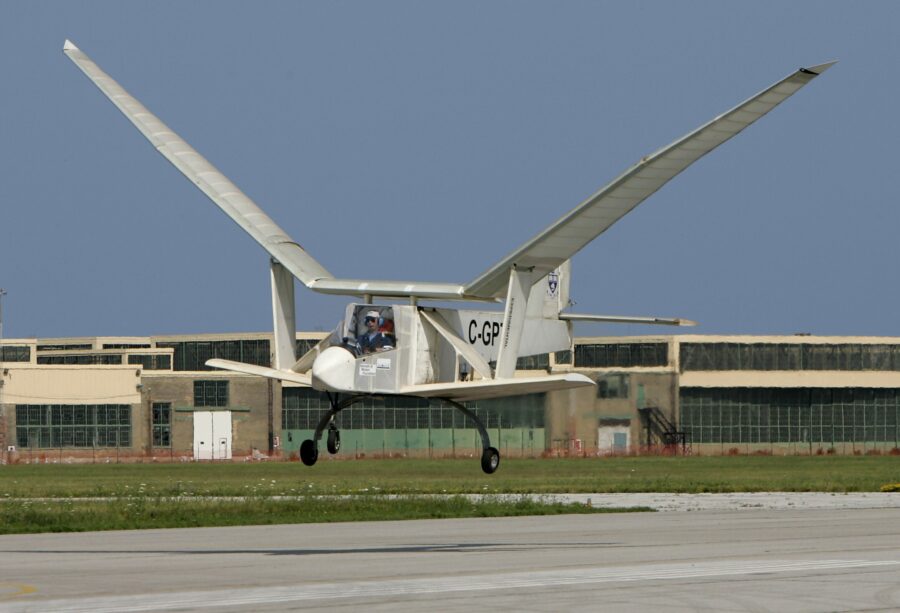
[[2, 333, 899, 462]]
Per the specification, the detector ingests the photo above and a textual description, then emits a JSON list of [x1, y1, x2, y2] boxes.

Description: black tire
[[481, 446, 500, 474], [327, 428, 341, 454], [300, 439, 318, 466]]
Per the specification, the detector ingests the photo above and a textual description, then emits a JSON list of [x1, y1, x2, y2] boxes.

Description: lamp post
[[0, 288, 6, 462], [0, 288, 6, 349]]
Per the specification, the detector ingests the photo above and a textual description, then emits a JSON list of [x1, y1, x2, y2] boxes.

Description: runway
[[1, 505, 899, 612]]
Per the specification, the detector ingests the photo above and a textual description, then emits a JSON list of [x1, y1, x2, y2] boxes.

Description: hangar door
[[193, 411, 232, 460]]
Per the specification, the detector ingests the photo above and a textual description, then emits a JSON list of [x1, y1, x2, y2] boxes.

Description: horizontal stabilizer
[[560, 314, 697, 326], [401, 373, 594, 402], [206, 359, 312, 386]]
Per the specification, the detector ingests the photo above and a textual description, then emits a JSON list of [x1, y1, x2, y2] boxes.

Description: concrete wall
[[2, 364, 141, 405], [546, 370, 678, 454], [680, 371, 900, 388], [545, 387, 596, 454], [142, 373, 274, 458]]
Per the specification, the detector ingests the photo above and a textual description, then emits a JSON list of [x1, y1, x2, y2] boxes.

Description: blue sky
[[1, 1, 898, 339]]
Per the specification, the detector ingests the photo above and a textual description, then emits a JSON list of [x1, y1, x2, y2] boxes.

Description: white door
[[213, 411, 232, 460], [598, 426, 630, 454], [193, 411, 232, 460], [193, 411, 212, 460]]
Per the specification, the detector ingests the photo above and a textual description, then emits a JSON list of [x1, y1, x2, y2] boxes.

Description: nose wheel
[[299, 439, 318, 466], [298, 393, 359, 467], [326, 424, 341, 454]]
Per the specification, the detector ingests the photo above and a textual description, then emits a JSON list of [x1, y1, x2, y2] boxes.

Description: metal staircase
[[638, 406, 690, 455]]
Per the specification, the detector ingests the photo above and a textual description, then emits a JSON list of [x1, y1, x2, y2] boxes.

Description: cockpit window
[[352, 306, 396, 355]]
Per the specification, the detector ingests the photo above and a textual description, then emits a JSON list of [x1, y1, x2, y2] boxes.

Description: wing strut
[[419, 310, 493, 380], [271, 260, 297, 370], [494, 267, 533, 378]]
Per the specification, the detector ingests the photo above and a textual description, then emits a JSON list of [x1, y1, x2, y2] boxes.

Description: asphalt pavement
[[1, 497, 899, 612]]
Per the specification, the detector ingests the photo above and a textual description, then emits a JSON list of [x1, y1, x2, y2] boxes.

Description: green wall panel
[[280, 428, 545, 456]]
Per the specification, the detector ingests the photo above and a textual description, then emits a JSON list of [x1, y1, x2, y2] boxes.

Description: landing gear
[[446, 399, 501, 474], [298, 393, 502, 474], [300, 439, 318, 466], [481, 446, 500, 474], [297, 393, 363, 468], [326, 424, 341, 454]]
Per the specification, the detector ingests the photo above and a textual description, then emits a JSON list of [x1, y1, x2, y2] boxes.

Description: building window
[[281, 389, 545, 431], [37, 354, 122, 365], [680, 387, 900, 444], [554, 350, 572, 365], [15, 404, 131, 448], [282, 388, 331, 429], [103, 343, 152, 349], [295, 339, 320, 357], [679, 343, 900, 372], [597, 374, 629, 399], [516, 353, 550, 370], [156, 339, 270, 371], [488, 354, 550, 371], [1, 346, 31, 362], [194, 380, 228, 407], [127, 354, 172, 370], [575, 343, 668, 368], [35, 344, 92, 351], [152, 402, 172, 447]]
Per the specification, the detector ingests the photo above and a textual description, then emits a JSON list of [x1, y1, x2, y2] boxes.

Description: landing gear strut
[[298, 392, 360, 467], [298, 395, 500, 473], [446, 399, 500, 474]]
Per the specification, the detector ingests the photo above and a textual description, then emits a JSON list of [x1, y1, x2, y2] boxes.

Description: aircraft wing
[[400, 373, 594, 402], [464, 61, 836, 299], [208, 355, 591, 399], [65, 41, 833, 303], [63, 40, 475, 302], [63, 40, 333, 288], [206, 359, 312, 386]]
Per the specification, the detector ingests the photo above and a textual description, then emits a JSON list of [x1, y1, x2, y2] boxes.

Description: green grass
[[1, 456, 896, 534], [0, 495, 643, 535], [1, 455, 898, 498]]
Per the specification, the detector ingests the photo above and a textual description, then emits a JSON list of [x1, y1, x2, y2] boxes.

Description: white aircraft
[[63, 40, 834, 472]]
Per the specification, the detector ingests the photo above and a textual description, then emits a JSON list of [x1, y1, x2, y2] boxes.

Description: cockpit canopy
[[344, 305, 396, 355]]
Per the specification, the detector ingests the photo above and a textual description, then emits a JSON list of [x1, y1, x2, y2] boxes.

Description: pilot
[[358, 310, 393, 354]]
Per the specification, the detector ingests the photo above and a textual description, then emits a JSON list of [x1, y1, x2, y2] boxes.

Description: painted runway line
[[4, 559, 897, 612]]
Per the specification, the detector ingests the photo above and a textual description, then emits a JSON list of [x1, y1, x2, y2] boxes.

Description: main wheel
[[327, 428, 341, 454], [300, 439, 318, 466], [480, 446, 500, 474]]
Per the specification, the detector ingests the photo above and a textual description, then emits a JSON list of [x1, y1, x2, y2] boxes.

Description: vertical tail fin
[[526, 260, 571, 319]]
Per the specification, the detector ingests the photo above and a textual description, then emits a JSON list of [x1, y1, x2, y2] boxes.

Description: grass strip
[[1, 456, 899, 498], [0, 496, 649, 535]]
